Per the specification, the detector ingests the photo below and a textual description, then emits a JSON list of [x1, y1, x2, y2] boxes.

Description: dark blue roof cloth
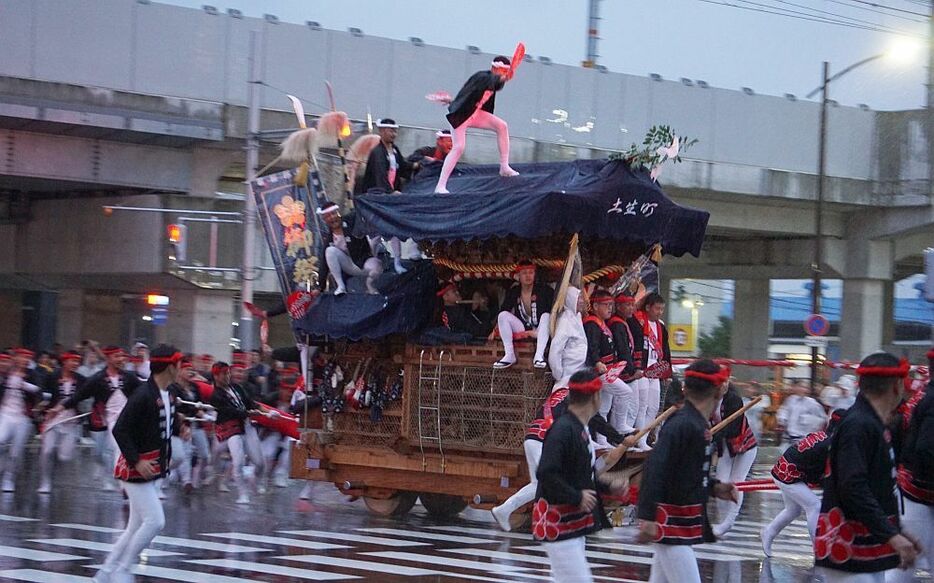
[[353, 159, 710, 258]]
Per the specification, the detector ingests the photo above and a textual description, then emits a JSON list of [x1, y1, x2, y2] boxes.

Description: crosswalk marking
[[361, 550, 541, 574], [587, 540, 753, 562], [152, 535, 270, 553], [440, 547, 612, 569], [186, 558, 358, 580], [0, 514, 38, 522], [278, 554, 449, 577], [203, 532, 351, 550], [424, 525, 534, 541], [514, 545, 654, 566], [27, 538, 180, 557], [88, 563, 263, 583], [280, 554, 531, 583], [279, 529, 431, 547], [51, 524, 121, 534], [0, 569, 91, 582], [0, 544, 87, 562], [357, 527, 505, 545]]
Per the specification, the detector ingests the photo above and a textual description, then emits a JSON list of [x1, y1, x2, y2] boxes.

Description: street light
[[804, 37, 922, 391]]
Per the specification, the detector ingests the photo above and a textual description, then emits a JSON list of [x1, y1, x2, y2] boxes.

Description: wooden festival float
[[250, 111, 710, 524]]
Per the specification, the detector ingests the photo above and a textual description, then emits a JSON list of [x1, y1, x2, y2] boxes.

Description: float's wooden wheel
[[419, 492, 468, 519], [363, 491, 418, 517]]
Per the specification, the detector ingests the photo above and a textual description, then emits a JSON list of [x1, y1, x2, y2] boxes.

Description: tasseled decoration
[[279, 128, 319, 166], [317, 111, 350, 143]]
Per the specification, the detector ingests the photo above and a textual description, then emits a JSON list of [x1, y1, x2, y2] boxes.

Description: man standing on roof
[[434, 56, 520, 194]]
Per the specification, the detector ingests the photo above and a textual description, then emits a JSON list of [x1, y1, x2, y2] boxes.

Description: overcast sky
[[160, 0, 929, 111]]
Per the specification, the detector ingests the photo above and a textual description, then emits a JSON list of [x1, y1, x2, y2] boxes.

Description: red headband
[[514, 264, 536, 274], [61, 352, 81, 362], [856, 358, 910, 378], [211, 362, 230, 375], [102, 347, 123, 357], [568, 377, 602, 393], [685, 366, 731, 385], [436, 282, 456, 298], [0, 354, 11, 361], [150, 351, 183, 364], [230, 363, 247, 370], [179, 361, 193, 370], [614, 294, 635, 305], [14, 348, 35, 358], [591, 295, 614, 305]]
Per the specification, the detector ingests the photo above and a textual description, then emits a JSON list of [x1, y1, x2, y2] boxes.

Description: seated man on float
[[438, 281, 494, 338], [316, 202, 382, 296], [493, 260, 553, 370]]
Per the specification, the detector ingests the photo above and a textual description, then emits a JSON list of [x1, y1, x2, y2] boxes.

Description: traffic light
[[167, 223, 187, 262]]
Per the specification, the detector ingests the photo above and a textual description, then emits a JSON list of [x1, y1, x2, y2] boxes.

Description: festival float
[[249, 80, 710, 523]]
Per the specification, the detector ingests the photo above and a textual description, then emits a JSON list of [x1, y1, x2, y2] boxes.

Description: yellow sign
[[669, 324, 695, 352]]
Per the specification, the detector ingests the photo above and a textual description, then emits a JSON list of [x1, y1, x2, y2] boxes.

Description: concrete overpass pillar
[[840, 279, 887, 361], [56, 289, 84, 348], [731, 279, 771, 380], [839, 239, 894, 362], [167, 289, 235, 360]]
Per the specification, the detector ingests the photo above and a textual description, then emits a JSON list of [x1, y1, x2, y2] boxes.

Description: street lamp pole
[[810, 61, 830, 392]]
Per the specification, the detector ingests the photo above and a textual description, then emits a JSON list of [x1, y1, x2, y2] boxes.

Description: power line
[[839, 0, 928, 17], [697, 0, 926, 36], [770, 0, 926, 26], [824, 0, 929, 22], [731, 0, 924, 32]]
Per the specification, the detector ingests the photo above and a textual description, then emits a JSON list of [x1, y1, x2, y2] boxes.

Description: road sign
[[804, 314, 830, 337], [803, 335, 828, 348]]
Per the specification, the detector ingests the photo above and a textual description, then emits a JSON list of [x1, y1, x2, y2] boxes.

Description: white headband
[[316, 204, 339, 215], [491, 61, 510, 69], [376, 119, 399, 128], [436, 131, 451, 138]]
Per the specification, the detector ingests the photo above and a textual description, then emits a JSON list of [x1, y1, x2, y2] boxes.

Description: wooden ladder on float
[[417, 349, 447, 472]]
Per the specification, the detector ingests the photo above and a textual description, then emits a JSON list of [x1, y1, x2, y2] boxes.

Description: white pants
[[497, 311, 550, 363], [169, 436, 192, 485], [714, 447, 758, 534], [764, 479, 821, 542], [221, 424, 265, 496], [818, 568, 884, 583], [494, 440, 543, 516], [887, 496, 933, 582], [101, 480, 165, 574], [599, 377, 635, 436], [0, 413, 33, 481], [261, 433, 293, 480], [633, 377, 661, 445], [436, 110, 511, 192], [191, 427, 212, 468], [39, 421, 80, 486], [649, 544, 701, 583], [325, 247, 381, 294], [92, 430, 114, 474], [543, 536, 593, 583]]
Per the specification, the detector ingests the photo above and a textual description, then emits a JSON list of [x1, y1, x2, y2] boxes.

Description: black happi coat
[[0, 370, 44, 417], [441, 304, 491, 338], [525, 388, 624, 445], [501, 283, 554, 330], [47, 371, 87, 409], [111, 379, 175, 483], [815, 394, 900, 573], [446, 70, 506, 129], [533, 412, 610, 542], [893, 383, 933, 505], [361, 142, 413, 193], [626, 316, 646, 370], [62, 368, 141, 431], [772, 429, 832, 487], [210, 383, 257, 442], [715, 387, 758, 457], [407, 145, 447, 168], [637, 400, 717, 545], [583, 316, 618, 367], [607, 315, 637, 381]]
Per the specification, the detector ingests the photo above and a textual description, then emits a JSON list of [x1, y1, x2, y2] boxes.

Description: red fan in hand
[[507, 42, 526, 80]]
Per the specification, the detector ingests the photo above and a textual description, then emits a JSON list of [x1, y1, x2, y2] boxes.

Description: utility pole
[[240, 29, 261, 351], [810, 61, 830, 392], [583, 0, 601, 68]]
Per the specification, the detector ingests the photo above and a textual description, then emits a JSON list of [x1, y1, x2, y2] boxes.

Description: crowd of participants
[[0, 341, 309, 503]]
